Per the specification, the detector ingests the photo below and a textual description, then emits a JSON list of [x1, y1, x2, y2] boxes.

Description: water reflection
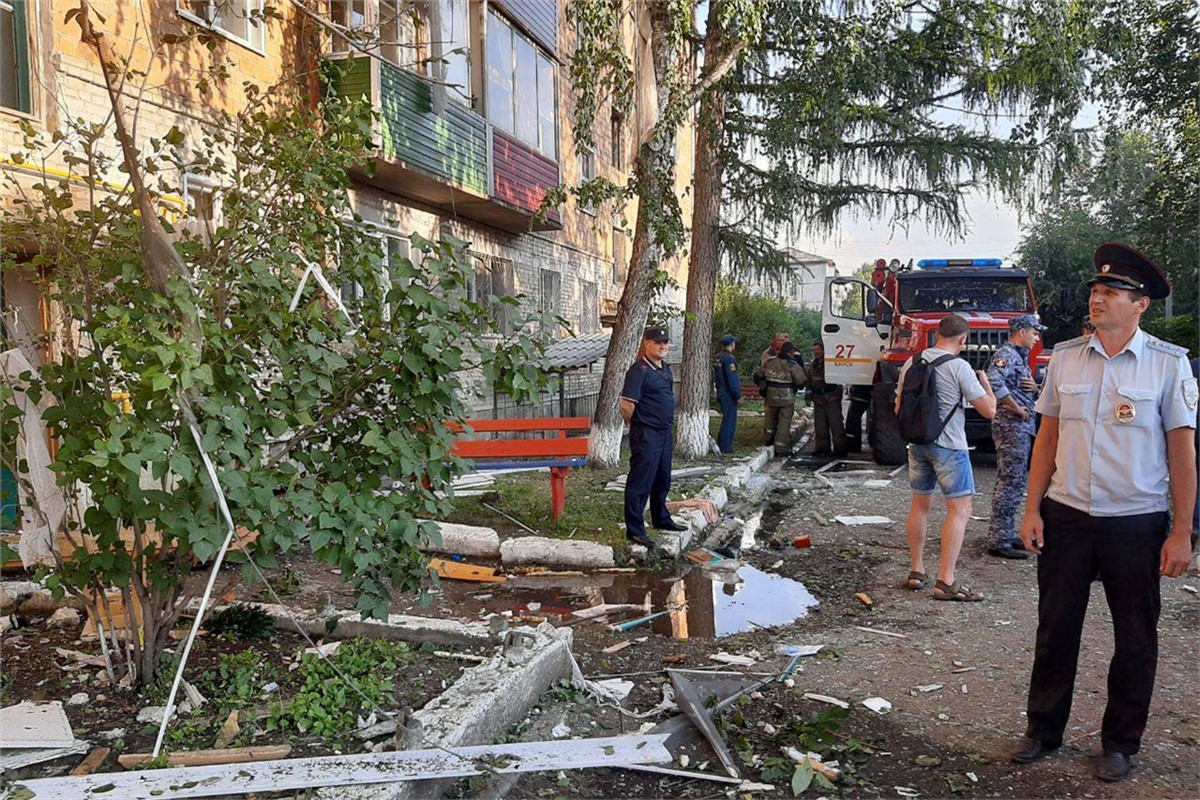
[[568, 563, 818, 640]]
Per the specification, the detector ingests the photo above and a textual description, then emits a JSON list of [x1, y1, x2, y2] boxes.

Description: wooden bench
[[449, 418, 591, 522]]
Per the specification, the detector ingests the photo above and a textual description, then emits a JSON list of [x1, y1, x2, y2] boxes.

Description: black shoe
[[1011, 737, 1057, 764], [627, 532, 659, 549], [1009, 538, 1027, 551], [988, 543, 1031, 560], [1094, 751, 1133, 782], [654, 520, 688, 533]]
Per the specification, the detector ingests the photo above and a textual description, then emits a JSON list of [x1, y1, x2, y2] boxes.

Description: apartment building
[[1, 1, 696, 414]]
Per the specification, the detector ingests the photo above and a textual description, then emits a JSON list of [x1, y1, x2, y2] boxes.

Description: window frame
[[0, 0, 34, 118], [176, 0, 267, 54], [485, 9, 558, 159], [181, 172, 222, 243], [578, 147, 596, 215]]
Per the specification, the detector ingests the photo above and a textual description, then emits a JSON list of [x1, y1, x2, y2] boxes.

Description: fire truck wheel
[[870, 381, 907, 465]]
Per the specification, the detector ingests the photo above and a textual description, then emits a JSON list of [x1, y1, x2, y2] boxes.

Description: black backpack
[[897, 354, 962, 444]]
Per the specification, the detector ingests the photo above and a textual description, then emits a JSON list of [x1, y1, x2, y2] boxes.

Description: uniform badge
[[729, 364, 737, 371], [1101, 264, 1111, 273], [994, 358, 1008, 368], [1184, 378, 1199, 410], [1114, 401, 1136, 424]]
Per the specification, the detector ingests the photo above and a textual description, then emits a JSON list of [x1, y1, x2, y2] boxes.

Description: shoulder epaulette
[[1145, 336, 1188, 358], [1053, 335, 1090, 350]]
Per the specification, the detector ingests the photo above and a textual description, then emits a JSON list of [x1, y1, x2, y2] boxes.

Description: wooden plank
[[70, 747, 111, 776], [117, 744, 292, 769], [453, 439, 589, 459], [17, 734, 672, 799], [448, 417, 591, 433], [428, 559, 508, 584]]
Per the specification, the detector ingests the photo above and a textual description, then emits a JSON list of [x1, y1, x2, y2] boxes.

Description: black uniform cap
[[1088, 243, 1171, 300], [643, 326, 670, 343]]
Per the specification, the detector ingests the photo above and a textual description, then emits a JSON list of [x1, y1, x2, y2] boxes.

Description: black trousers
[[1025, 498, 1169, 755], [624, 424, 673, 539]]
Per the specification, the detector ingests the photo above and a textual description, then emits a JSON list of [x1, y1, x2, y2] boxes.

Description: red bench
[[449, 418, 591, 522]]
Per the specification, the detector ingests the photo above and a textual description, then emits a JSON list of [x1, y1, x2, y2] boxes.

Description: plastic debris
[[862, 697, 892, 714]]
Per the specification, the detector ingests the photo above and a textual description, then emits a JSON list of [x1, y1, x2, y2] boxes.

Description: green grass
[[441, 409, 784, 547]]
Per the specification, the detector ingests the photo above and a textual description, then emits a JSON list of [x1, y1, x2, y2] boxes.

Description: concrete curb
[[254, 603, 498, 648], [322, 624, 574, 800]]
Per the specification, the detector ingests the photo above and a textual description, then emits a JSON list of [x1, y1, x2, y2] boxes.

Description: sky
[[794, 191, 1026, 275]]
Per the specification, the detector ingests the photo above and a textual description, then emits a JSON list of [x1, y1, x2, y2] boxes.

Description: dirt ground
[[429, 448, 1200, 799]]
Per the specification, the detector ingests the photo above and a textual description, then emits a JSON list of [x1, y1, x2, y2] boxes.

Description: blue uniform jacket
[[714, 351, 741, 399], [987, 341, 1036, 435], [622, 358, 676, 430]]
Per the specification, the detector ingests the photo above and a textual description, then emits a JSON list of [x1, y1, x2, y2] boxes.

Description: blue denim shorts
[[908, 444, 975, 498]]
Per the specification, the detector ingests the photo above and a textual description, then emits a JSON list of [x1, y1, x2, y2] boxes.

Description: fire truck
[[821, 258, 1048, 465]]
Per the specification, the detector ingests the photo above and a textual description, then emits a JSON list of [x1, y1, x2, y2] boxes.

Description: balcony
[[328, 54, 560, 233]]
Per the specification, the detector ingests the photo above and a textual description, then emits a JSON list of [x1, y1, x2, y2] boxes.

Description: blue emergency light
[[916, 258, 1004, 268]]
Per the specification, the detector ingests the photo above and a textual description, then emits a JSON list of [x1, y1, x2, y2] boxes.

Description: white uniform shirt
[[1036, 329, 1197, 516]]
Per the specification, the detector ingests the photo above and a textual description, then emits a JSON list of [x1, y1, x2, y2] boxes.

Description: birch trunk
[[676, 0, 732, 459]]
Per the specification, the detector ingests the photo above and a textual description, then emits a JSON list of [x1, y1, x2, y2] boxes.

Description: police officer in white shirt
[[1010, 243, 1198, 782]]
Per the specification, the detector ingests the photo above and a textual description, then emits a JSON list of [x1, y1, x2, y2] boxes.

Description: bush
[[712, 282, 822, 378], [272, 638, 414, 739]]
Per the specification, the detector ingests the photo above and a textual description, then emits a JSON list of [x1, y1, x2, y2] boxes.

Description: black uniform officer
[[621, 327, 685, 549]]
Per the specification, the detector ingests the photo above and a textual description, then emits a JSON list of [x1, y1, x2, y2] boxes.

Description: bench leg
[[550, 467, 571, 523]]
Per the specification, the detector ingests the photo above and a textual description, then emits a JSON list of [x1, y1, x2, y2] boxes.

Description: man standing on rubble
[[1011, 244, 1197, 782], [985, 315, 1046, 559]]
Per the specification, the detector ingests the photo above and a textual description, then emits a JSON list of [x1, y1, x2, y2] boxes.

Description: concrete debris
[[137, 705, 169, 724], [305, 641, 343, 657], [500, 537, 616, 570], [66, 693, 89, 706], [99, 727, 126, 741], [862, 697, 892, 714], [427, 523, 502, 559], [551, 722, 571, 739], [802, 693, 850, 709], [914, 683, 944, 693], [709, 652, 756, 667], [737, 781, 777, 792], [0, 580, 40, 614], [835, 515, 893, 526], [46, 607, 82, 628]]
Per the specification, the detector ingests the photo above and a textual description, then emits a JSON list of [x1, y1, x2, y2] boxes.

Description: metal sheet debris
[[0, 701, 75, 749], [0, 739, 88, 771], [802, 693, 850, 709], [15, 734, 673, 799], [669, 670, 740, 778]]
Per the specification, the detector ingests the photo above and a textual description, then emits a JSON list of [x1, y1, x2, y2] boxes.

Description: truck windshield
[[898, 276, 1031, 313]]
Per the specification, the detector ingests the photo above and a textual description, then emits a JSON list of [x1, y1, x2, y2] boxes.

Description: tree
[[1, 22, 546, 685], [672, 0, 1097, 456], [711, 282, 821, 380], [566, 0, 749, 468]]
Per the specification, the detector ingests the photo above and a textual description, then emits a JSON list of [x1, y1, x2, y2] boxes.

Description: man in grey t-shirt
[[895, 314, 996, 600]]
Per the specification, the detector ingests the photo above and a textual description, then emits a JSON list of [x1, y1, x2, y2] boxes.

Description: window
[[539, 269, 562, 340], [327, 0, 366, 54], [578, 148, 596, 215], [381, 0, 470, 103], [612, 228, 626, 286], [1, 0, 32, 114], [580, 280, 598, 334], [178, 1, 266, 51], [485, 11, 557, 158], [828, 279, 866, 320], [474, 256, 515, 334], [610, 112, 624, 171], [183, 174, 220, 243]]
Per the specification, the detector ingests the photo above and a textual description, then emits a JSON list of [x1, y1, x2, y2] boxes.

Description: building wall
[[1, 1, 697, 409]]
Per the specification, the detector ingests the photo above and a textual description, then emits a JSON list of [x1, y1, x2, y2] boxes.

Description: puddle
[[706, 565, 819, 637], [458, 562, 819, 640]]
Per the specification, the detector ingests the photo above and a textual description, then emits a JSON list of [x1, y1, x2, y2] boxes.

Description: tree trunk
[[589, 0, 682, 468], [676, 0, 732, 459]]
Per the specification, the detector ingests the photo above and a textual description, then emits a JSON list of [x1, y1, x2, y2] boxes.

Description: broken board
[[0, 701, 75, 749], [428, 558, 507, 583], [14, 734, 672, 799]]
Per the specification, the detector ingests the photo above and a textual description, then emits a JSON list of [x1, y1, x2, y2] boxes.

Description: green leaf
[[791, 761, 814, 796]]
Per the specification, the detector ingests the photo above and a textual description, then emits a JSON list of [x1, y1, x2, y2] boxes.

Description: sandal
[[932, 579, 984, 602], [904, 571, 930, 590]]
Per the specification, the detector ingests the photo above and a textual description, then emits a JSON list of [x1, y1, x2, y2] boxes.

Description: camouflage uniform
[[986, 339, 1037, 548], [756, 352, 807, 452], [806, 354, 847, 455]]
